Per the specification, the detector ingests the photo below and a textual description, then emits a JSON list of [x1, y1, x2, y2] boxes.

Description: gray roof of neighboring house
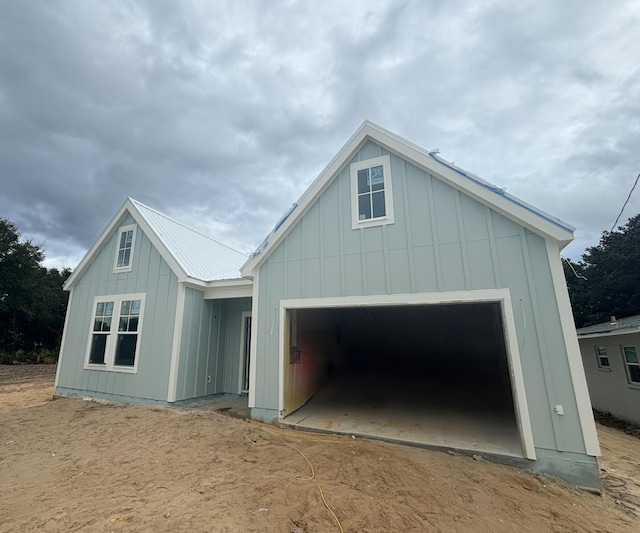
[[130, 199, 248, 282], [576, 314, 640, 337]]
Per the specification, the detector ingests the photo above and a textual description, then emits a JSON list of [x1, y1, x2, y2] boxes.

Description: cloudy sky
[[1, 0, 639, 269]]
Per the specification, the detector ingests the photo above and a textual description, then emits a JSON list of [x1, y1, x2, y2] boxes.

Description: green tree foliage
[[0, 218, 70, 358], [564, 214, 640, 327]]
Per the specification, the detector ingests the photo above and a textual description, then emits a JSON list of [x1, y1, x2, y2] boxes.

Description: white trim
[[112, 224, 137, 273], [545, 240, 601, 456], [241, 120, 574, 277], [237, 311, 252, 393], [54, 288, 74, 388], [277, 288, 537, 460], [167, 283, 186, 403], [350, 154, 395, 229], [83, 293, 146, 374], [204, 280, 253, 300], [248, 270, 259, 408]]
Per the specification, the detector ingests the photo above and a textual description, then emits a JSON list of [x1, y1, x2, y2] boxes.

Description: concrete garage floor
[[283, 373, 524, 458]]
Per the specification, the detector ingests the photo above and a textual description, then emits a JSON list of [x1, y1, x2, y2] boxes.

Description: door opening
[[239, 312, 251, 394]]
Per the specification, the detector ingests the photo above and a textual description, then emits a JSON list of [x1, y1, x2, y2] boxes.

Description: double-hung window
[[350, 155, 394, 229], [114, 224, 136, 272], [622, 346, 640, 385], [86, 294, 145, 373], [595, 346, 610, 370]]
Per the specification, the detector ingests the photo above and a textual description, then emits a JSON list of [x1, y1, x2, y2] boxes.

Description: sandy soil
[[1, 365, 639, 532]]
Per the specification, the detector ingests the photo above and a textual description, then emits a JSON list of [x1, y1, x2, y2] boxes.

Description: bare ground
[[0, 365, 639, 532]]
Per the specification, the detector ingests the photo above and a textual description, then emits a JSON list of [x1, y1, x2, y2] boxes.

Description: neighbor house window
[[85, 294, 145, 373], [622, 346, 640, 385], [595, 346, 610, 370], [350, 155, 394, 229], [114, 224, 136, 272]]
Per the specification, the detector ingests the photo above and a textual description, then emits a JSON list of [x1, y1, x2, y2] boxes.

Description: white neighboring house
[[577, 315, 640, 425]]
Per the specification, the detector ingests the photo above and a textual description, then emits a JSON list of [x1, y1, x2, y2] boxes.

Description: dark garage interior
[[282, 302, 524, 457]]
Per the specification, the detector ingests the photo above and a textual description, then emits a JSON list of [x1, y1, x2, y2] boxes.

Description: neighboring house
[[577, 315, 640, 425], [55, 121, 601, 490]]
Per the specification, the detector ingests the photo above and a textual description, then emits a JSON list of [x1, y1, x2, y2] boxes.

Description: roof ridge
[[129, 198, 248, 257]]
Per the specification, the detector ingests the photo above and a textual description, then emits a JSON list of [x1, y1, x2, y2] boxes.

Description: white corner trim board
[[277, 288, 537, 460], [167, 283, 186, 403]]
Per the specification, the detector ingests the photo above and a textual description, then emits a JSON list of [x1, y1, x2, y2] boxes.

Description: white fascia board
[[204, 279, 253, 300], [577, 328, 640, 339], [240, 123, 371, 277], [64, 199, 132, 289], [64, 198, 188, 289], [363, 124, 574, 247], [241, 121, 574, 277]]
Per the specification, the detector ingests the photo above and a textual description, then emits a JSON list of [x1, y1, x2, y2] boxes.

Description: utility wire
[[610, 172, 640, 232]]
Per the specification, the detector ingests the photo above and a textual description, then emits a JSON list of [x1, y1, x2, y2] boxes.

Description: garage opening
[[281, 301, 528, 458]]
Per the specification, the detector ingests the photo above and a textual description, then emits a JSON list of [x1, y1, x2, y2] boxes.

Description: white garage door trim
[[278, 288, 536, 460]]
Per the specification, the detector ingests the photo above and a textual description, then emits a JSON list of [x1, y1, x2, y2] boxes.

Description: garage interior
[[281, 302, 524, 458]]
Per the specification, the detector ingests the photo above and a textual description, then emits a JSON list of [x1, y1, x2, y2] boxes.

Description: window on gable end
[[350, 155, 395, 229], [114, 224, 136, 272]]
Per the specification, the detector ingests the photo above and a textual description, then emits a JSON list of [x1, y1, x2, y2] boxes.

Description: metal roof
[[576, 314, 640, 337], [131, 199, 248, 282]]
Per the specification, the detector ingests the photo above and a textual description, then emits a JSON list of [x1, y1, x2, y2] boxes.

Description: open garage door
[[280, 295, 535, 459]]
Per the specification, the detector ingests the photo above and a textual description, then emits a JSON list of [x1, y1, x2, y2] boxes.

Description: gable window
[[622, 346, 640, 385], [114, 224, 136, 272], [86, 294, 145, 373], [595, 346, 610, 370], [350, 155, 394, 229]]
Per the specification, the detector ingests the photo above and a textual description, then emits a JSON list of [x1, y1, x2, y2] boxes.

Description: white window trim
[[113, 224, 137, 273], [350, 154, 395, 229], [621, 345, 640, 387], [84, 293, 146, 374], [595, 346, 611, 372]]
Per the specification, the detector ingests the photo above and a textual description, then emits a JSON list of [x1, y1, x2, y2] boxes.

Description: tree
[[0, 218, 70, 355], [564, 214, 640, 327]]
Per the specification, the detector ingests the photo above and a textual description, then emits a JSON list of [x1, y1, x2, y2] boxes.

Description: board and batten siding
[[176, 292, 252, 401], [56, 215, 178, 403], [579, 334, 640, 424], [254, 140, 587, 455]]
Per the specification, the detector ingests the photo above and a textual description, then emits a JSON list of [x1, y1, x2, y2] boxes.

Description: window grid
[[622, 346, 640, 384], [596, 346, 610, 370]]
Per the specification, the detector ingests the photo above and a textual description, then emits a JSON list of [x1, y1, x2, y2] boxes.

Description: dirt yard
[[1, 365, 639, 532]]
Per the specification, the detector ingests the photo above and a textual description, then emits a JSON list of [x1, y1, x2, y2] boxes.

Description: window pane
[[121, 300, 130, 316], [96, 302, 104, 316], [119, 231, 127, 248], [624, 347, 638, 364], [130, 300, 141, 315], [370, 166, 384, 191], [596, 347, 607, 356], [599, 356, 610, 367], [115, 334, 137, 366], [119, 317, 128, 332], [123, 248, 131, 266], [104, 302, 114, 316], [357, 169, 370, 194], [101, 317, 112, 331], [125, 230, 133, 246], [629, 365, 640, 383], [358, 194, 371, 220], [128, 316, 139, 332], [89, 334, 107, 364], [372, 191, 386, 218]]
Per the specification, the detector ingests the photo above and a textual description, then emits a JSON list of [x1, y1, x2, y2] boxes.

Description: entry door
[[240, 313, 252, 393]]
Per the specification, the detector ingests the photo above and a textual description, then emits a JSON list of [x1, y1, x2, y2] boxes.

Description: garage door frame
[[278, 288, 536, 460]]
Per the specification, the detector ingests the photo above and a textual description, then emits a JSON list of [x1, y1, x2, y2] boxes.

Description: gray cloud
[[1, 0, 638, 268]]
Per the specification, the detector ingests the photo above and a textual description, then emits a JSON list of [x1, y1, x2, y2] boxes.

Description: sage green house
[[56, 121, 601, 490]]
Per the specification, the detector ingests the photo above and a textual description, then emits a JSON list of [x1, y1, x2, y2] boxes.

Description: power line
[[610, 172, 640, 232]]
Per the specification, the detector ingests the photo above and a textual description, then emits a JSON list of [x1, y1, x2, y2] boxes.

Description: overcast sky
[[1, 0, 639, 270]]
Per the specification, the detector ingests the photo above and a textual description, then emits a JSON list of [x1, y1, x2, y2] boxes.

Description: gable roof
[[576, 314, 640, 338], [241, 120, 575, 277], [65, 198, 248, 289]]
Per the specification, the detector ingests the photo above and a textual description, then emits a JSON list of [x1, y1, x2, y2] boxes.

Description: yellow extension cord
[[250, 421, 346, 533]]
